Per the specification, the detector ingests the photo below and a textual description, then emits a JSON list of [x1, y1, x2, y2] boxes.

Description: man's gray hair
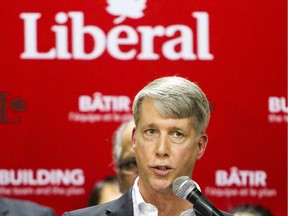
[[132, 76, 211, 134]]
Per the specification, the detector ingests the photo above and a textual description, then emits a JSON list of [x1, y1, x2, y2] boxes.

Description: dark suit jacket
[[0, 197, 55, 216], [63, 189, 232, 216]]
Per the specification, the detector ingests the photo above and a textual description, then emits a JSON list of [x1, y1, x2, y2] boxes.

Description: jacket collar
[[104, 188, 133, 216]]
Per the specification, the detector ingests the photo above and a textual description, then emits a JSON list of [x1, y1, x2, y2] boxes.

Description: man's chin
[[151, 181, 172, 193]]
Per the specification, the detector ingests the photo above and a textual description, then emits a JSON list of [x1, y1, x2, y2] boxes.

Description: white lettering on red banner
[[19, 11, 213, 61], [79, 92, 130, 112], [268, 96, 288, 123], [203, 166, 277, 199], [0, 169, 84, 186], [68, 92, 133, 123], [215, 167, 267, 187]]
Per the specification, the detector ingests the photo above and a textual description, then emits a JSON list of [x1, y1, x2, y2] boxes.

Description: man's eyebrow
[[142, 124, 185, 132], [169, 127, 183, 131], [142, 123, 158, 128]]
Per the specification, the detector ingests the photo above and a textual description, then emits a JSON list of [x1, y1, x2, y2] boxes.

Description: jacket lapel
[[105, 188, 133, 216], [105, 189, 133, 216]]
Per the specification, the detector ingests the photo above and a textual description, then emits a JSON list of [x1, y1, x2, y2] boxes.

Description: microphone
[[173, 176, 224, 216]]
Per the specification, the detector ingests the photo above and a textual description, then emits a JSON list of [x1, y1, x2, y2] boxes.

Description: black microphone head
[[173, 176, 197, 199]]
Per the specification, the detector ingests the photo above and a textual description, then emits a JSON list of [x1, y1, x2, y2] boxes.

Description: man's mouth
[[151, 165, 172, 176], [155, 166, 171, 170]]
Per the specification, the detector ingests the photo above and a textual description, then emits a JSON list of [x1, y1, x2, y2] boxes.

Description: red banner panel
[[0, 0, 286, 215]]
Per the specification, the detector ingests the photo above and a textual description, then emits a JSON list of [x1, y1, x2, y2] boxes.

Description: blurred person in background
[[112, 119, 138, 193], [87, 120, 137, 207], [229, 203, 273, 216], [87, 175, 122, 206], [0, 196, 55, 216]]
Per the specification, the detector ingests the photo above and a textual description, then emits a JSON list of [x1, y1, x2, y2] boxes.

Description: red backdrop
[[0, 0, 287, 215]]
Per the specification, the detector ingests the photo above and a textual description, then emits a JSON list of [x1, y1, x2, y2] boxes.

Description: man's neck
[[138, 179, 193, 216]]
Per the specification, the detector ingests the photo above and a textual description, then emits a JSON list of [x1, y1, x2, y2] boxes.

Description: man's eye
[[174, 131, 184, 138], [145, 129, 156, 135], [170, 131, 185, 144]]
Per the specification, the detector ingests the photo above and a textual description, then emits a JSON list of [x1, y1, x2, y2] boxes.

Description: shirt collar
[[132, 177, 155, 215], [132, 177, 196, 216], [132, 176, 144, 206]]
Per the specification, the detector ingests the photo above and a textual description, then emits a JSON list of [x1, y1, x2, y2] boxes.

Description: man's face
[[132, 99, 207, 192], [118, 121, 138, 193]]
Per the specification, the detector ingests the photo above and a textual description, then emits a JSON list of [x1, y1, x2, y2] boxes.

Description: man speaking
[[63, 76, 231, 216]]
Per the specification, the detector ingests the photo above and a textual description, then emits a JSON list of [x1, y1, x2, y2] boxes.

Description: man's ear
[[196, 134, 208, 160], [131, 127, 136, 153]]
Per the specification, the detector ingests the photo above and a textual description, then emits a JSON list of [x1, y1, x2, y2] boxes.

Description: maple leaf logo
[[10, 97, 26, 111], [106, 0, 147, 24]]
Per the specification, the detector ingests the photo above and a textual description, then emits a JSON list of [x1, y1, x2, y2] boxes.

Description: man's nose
[[155, 135, 170, 158]]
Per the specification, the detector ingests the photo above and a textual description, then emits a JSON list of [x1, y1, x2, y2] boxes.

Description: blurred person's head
[[87, 175, 122, 206], [230, 204, 273, 216], [112, 119, 138, 193]]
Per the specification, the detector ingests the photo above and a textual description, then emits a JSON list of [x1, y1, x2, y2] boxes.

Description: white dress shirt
[[132, 177, 195, 216]]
